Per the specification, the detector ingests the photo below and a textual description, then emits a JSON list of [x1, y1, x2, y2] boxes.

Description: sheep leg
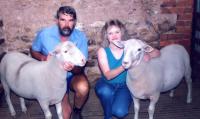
[[148, 93, 160, 119], [185, 77, 192, 103], [55, 102, 63, 119], [133, 97, 140, 119], [39, 101, 52, 119], [169, 90, 174, 97], [20, 97, 27, 113], [5, 92, 16, 117], [1, 79, 16, 117]]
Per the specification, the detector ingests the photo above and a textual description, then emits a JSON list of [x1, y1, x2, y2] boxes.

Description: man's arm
[[149, 49, 160, 58], [143, 49, 160, 62], [30, 48, 47, 61]]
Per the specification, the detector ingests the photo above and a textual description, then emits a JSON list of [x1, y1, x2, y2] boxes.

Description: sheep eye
[[64, 50, 68, 53], [138, 48, 141, 51]]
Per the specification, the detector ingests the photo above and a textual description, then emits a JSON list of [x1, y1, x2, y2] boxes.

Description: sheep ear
[[51, 49, 60, 56], [112, 40, 124, 49], [144, 45, 154, 53], [51, 44, 61, 56], [137, 40, 154, 53]]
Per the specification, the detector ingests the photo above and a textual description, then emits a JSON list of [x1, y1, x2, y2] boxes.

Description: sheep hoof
[[187, 98, 192, 104], [22, 110, 27, 114], [169, 90, 174, 97], [11, 111, 16, 117], [11, 114, 16, 119], [22, 108, 27, 113]]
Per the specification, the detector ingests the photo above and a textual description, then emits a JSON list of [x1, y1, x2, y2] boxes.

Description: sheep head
[[51, 41, 86, 67], [113, 39, 153, 69]]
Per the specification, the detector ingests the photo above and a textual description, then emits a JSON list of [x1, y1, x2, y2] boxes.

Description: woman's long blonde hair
[[101, 19, 129, 47]]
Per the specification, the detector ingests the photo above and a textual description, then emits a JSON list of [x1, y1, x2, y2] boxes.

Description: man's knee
[[73, 74, 90, 95], [77, 82, 89, 95], [62, 95, 72, 119]]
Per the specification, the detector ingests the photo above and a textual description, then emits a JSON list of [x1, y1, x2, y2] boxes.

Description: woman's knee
[[112, 107, 128, 118], [95, 83, 113, 98]]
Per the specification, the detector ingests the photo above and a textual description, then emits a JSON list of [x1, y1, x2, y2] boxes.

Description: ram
[[0, 41, 86, 119], [113, 39, 192, 119]]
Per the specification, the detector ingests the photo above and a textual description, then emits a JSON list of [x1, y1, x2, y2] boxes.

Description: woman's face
[[107, 25, 122, 43]]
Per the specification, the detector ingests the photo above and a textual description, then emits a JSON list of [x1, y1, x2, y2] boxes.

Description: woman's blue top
[[101, 47, 127, 84]]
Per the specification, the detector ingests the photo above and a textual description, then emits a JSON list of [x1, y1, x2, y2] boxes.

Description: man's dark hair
[[56, 6, 77, 20]]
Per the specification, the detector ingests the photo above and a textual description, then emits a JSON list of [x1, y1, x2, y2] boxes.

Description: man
[[31, 6, 89, 119]]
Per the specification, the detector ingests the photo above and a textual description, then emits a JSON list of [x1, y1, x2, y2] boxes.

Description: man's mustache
[[60, 27, 73, 36]]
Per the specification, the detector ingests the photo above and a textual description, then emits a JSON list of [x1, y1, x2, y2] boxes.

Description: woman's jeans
[[95, 79, 132, 119]]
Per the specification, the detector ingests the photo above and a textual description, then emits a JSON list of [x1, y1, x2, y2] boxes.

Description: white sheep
[[0, 41, 86, 119], [113, 39, 192, 119]]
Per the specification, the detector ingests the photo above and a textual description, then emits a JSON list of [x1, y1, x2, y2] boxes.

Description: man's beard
[[59, 26, 74, 37]]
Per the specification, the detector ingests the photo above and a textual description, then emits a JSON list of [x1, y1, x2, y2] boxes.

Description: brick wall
[[160, 0, 194, 51], [0, 0, 195, 83]]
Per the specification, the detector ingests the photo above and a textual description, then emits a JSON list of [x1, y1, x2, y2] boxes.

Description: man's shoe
[[71, 107, 83, 119]]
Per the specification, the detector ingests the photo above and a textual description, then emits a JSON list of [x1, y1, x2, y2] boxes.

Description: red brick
[[165, 7, 191, 14], [178, 13, 193, 20], [160, 33, 191, 41], [188, 0, 194, 6], [176, 0, 187, 7], [160, 39, 191, 48], [161, 0, 176, 7], [182, 33, 191, 39], [184, 7, 193, 13], [161, 7, 172, 14], [191, 0, 194, 5], [160, 34, 168, 40], [168, 7, 181, 13], [161, 7, 188, 14], [167, 33, 184, 40], [176, 26, 192, 33], [176, 20, 192, 26]]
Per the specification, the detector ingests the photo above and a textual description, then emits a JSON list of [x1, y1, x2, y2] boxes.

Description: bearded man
[[31, 6, 89, 119]]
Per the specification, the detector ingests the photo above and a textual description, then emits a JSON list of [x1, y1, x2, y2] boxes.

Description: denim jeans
[[95, 79, 132, 119]]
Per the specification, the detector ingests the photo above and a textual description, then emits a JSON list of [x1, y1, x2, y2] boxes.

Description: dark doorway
[[192, 0, 200, 53], [192, 0, 200, 80]]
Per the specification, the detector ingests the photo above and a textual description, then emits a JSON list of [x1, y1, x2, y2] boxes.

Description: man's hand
[[63, 61, 74, 71], [143, 53, 151, 62], [71, 66, 85, 74], [143, 49, 160, 62]]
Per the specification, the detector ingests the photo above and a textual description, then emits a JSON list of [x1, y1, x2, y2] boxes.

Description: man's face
[[57, 13, 76, 37]]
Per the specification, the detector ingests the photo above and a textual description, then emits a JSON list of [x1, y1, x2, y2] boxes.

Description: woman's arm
[[97, 48, 125, 80]]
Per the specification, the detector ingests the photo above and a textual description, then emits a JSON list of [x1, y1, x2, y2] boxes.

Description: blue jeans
[[95, 79, 132, 119]]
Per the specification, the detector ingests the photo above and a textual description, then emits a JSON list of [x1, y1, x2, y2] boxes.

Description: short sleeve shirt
[[32, 24, 88, 59], [31, 24, 88, 78]]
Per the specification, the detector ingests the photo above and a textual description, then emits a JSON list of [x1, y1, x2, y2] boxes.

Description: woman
[[95, 19, 160, 119], [95, 19, 131, 119]]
